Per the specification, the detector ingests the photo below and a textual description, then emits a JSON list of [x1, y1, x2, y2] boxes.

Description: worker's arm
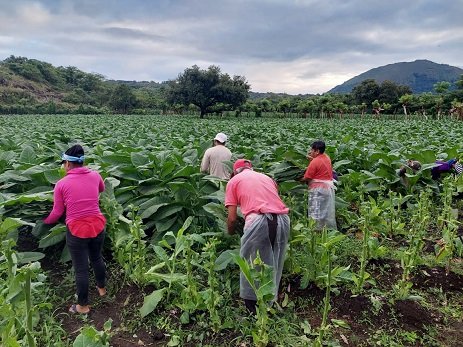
[[200, 151, 210, 173], [227, 205, 238, 235]]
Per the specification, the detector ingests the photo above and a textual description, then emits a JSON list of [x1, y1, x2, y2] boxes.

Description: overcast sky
[[0, 0, 462, 94]]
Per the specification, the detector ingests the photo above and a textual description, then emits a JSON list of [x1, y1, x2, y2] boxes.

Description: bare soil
[[16, 227, 463, 346]]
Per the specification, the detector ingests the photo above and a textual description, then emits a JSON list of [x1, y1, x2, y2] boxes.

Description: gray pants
[[308, 187, 337, 230], [239, 213, 290, 301]]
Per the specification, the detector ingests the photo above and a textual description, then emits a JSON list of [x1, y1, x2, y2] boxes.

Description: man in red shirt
[[302, 140, 337, 230], [225, 159, 290, 313]]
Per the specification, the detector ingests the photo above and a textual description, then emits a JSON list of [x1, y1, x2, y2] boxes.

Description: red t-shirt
[[303, 153, 333, 188], [68, 215, 106, 238], [225, 169, 289, 217]]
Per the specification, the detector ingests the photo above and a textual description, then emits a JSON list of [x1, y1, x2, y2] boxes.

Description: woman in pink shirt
[[44, 144, 107, 314]]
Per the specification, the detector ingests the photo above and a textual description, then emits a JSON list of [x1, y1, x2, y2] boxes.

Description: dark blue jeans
[[66, 230, 106, 306]]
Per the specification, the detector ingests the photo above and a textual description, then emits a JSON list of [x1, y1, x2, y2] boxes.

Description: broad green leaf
[[153, 205, 183, 220], [0, 217, 34, 234], [178, 216, 193, 236], [214, 249, 239, 271], [100, 153, 131, 165], [61, 244, 71, 263], [140, 288, 166, 317], [7, 276, 24, 302], [138, 195, 170, 210], [39, 225, 66, 248], [333, 160, 351, 170], [72, 327, 101, 347], [22, 165, 49, 176], [0, 171, 32, 183], [146, 272, 186, 284], [257, 278, 275, 299], [172, 165, 196, 178], [160, 161, 177, 178], [2, 191, 52, 206], [17, 252, 45, 264], [44, 169, 63, 184], [155, 216, 178, 233], [152, 246, 168, 261], [131, 152, 150, 167], [232, 254, 256, 292], [140, 202, 169, 219], [20, 145, 36, 164], [32, 220, 52, 237], [203, 202, 226, 220]]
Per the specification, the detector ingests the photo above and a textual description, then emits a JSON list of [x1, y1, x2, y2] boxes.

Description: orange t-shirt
[[303, 153, 333, 188]]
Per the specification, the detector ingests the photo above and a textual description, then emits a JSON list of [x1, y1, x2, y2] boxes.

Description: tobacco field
[[1, 114, 463, 347]]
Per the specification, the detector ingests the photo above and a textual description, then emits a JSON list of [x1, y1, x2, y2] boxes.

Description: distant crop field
[[1, 114, 463, 346]]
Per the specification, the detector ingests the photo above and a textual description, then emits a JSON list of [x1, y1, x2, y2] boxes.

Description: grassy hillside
[[0, 56, 167, 114], [330, 60, 463, 94], [0, 56, 110, 113]]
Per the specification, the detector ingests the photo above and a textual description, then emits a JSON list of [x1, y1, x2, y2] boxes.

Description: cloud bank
[[0, 0, 461, 93]]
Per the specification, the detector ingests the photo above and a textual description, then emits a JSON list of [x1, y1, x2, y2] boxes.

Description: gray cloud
[[0, 0, 461, 93], [101, 27, 166, 42]]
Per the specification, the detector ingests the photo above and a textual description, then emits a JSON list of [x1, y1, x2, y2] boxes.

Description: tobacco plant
[[314, 228, 347, 347], [178, 234, 203, 323], [353, 197, 382, 294], [394, 190, 431, 300], [141, 217, 194, 318], [0, 242, 45, 347], [384, 191, 409, 236], [233, 253, 275, 347], [291, 218, 350, 289], [201, 237, 223, 331], [73, 319, 113, 347], [436, 179, 460, 273], [124, 206, 148, 284]]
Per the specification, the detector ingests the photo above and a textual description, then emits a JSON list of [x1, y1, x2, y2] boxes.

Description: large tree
[[110, 84, 137, 113], [352, 79, 380, 106], [166, 65, 250, 118]]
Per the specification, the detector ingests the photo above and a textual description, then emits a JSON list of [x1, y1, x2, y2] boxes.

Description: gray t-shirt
[[200, 145, 232, 179]]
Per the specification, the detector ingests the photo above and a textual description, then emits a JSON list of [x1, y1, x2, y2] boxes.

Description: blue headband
[[62, 153, 85, 163]]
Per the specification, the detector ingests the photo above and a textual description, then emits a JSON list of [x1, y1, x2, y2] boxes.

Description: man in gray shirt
[[200, 132, 232, 179]]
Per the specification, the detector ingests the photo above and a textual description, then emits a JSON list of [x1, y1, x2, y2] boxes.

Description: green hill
[[0, 56, 166, 114], [329, 60, 463, 94]]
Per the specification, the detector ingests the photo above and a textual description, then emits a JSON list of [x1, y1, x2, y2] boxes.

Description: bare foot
[[97, 286, 106, 297]]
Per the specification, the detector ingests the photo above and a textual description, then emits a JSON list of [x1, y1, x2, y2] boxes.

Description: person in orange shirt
[[301, 140, 337, 230]]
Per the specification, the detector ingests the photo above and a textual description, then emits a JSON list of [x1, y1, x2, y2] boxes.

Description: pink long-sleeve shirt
[[44, 167, 105, 225]]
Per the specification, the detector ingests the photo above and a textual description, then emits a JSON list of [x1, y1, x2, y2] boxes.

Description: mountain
[[329, 60, 463, 94]]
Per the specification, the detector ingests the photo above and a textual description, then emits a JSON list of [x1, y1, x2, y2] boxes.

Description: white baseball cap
[[214, 132, 227, 143]]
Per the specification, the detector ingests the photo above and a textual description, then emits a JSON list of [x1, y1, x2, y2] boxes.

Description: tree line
[[0, 55, 462, 118]]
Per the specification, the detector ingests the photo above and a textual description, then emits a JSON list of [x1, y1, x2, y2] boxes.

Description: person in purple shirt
[[431, 158, 463, 180]]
